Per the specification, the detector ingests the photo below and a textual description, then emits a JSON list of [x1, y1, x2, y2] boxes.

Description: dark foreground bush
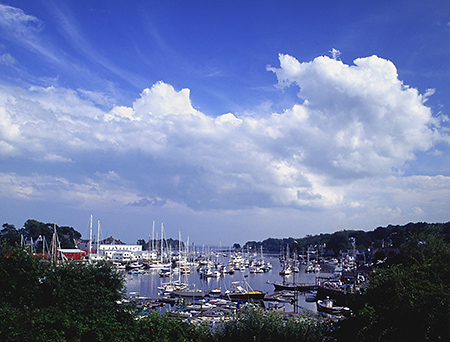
[[213, 304, 327, 342], [0, 245, 133, 342], [135, 310, 213, 342]]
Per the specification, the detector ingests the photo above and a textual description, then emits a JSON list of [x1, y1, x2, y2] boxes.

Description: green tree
[[0, 245, 134, 342], [137, 239, 148, 250], [0, 223, 21, 246], [18, 220, 79, 249], [343, 228, 450, 341]]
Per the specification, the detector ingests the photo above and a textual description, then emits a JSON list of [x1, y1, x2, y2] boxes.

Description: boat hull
[[225, 291, 265, 301], [316, 299, 351, 315], [172, 290, 209, 298], [269, 281, 318, 292]]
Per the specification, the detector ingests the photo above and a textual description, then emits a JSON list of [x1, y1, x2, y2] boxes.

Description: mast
[[97, 220, 100, 256], [51, 223, 59, 264], [186, 236, 189, 261], [148, 233, 151, 262], [89, 215, 93, 257], [160, 223, 164, 263], [152, 220, 155, 252]]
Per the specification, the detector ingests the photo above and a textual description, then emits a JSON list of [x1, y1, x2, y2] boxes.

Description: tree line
[[1, 219, 81, 250], [243, 221, 450, 255]]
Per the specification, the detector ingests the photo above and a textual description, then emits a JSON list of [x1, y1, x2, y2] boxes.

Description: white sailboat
[[148, 223, 171, 269]]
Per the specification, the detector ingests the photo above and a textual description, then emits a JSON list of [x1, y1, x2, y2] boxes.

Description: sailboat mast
[[160, 223, 164, 263], [97, 220, 100, 256], [89, 215, 93, 257], [152, 220, 155, 252], [52, 223, 58, 264]]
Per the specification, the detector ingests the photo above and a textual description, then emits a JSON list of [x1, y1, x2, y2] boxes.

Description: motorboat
[[224, 281, 265, 301], [316, 297, 351, 315]]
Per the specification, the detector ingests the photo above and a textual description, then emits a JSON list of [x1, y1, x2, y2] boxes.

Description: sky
[[0, 0, 449, 246]]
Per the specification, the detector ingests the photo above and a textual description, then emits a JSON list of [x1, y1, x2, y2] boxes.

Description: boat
[[172, 288, 210, 299], [159, 267, 174, 277], [316, 297, 351, 315], [267, 280, 318, 292], [279, 264, 292, 275], [128, 268, 145, 275], [224, 281, 265, 301], [209, 288, 222, 296], [305, 290, 317, 302], [125, 262, 143, 271], [157, 280, 188, 293], [249, 266, 263, 273], [199, 267, 213, 278]]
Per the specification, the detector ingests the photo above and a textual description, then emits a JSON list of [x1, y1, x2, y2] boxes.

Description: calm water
[[124, 255, 336, 313]]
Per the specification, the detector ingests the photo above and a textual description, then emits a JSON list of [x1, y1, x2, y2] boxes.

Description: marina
[[123, 253, 341, 317]]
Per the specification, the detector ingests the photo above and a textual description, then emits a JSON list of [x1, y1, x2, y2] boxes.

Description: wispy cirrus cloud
[[0, 53, 16, 66], [0, 4, 62, 65]]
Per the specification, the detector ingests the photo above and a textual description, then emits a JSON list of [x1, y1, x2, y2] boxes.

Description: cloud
[[0, 53, 447, 213], [0, 53, 16, 66], [0, 4, 43, 34], [128, 198, 167, 207], [33, 154, 73, 163], [0, 172, 142, 210], [0, 4, 61, 64], [268, 54, 439, 178]]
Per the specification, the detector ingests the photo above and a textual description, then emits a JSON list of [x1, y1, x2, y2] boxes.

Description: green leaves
[[0, 247, 131, 341], [214, 304, 326, 342], [350, 228, 450, 341]]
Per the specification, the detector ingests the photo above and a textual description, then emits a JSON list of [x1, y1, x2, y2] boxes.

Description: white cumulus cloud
[[0, 53, 447, 213]]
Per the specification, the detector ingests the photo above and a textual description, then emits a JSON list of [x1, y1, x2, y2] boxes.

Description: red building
[[59, 249, 86, 260]]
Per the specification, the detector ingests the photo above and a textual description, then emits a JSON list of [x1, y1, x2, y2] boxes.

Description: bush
[[213, 304, 326, 342], [336, 228, 450, 341], [0, 245, 133, 342], [135, 310, 212, 342]]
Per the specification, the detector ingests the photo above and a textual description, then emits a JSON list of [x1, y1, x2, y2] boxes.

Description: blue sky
[[1, 0, 449, 246]]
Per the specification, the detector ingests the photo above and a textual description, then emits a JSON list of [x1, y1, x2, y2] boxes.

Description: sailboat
[[148, 223, 171, 269]]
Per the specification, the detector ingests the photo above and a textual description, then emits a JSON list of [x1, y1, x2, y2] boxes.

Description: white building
[[98, 244, 142, 262]]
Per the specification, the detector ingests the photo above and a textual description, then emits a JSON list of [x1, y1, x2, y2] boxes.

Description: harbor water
[[124, 254, 336, 313]]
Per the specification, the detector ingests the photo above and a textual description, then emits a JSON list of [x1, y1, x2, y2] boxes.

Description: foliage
[[0, 245, 133, 342], [137, 238, 184, 251], [213, 304, 327, 342], [0, 220, 82, 251], [135, 310, 212, 342], [137, 239, 148, 250], [0, 223, 21, 246], [336, 227, 450, 341], [244, 221, 450, 255]]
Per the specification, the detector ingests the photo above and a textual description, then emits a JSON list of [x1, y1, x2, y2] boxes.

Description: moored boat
[[172, 288, 210, 299], [316, 297, 351, 315], [267, 280, 318, 292], [224, 281, 265, 301]]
